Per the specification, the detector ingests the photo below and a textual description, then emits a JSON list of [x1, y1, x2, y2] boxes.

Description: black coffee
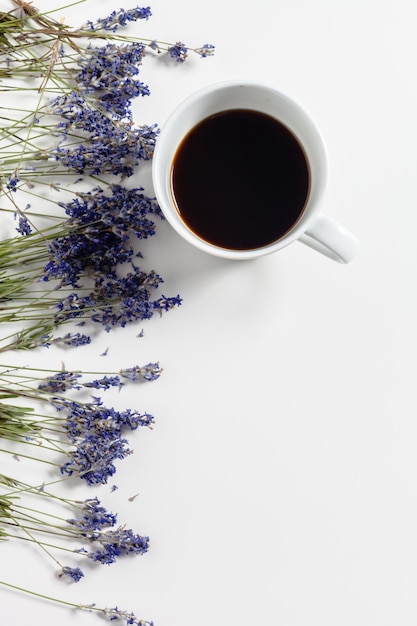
[[170, 109, 310, 250]]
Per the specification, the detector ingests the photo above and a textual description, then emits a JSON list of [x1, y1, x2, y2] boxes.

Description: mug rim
[[152, 80, 328, 260]]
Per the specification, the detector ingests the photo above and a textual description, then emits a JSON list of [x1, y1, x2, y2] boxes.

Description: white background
[[1, 0, 417, 625]]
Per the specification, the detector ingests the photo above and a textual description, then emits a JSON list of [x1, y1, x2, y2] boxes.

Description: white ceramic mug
[[152, 80, 359, 263]]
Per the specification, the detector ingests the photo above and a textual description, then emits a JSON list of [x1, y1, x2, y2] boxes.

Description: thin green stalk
[[0, 474, 73, 499], [0, 579, 96, 612], [5, 517, 78, 541], [0, 446, 59, 466], [8, 513, 67, 569], [3, 532, 82, 555]]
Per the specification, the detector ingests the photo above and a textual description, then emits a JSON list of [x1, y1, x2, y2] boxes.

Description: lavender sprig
[[0, 474, 150, 581]]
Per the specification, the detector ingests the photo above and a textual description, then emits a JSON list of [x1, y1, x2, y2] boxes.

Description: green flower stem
[[10, 437, 68, 454], [4, 517, 79, 541], [0, 474, 73, 500], [0, 446, 59, 466], [0, 580, 149, 625], [0, 579, 97, 612], [0, 400, 64, 424], [4, 531, 84, 555], [8, 501, 77, 526], [8, 513, 67, 569], [0, 325, 54, 351], [0, 362, 134, 377]]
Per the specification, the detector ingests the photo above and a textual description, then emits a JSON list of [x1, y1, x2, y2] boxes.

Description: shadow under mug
[[152, 81, 359, 264]]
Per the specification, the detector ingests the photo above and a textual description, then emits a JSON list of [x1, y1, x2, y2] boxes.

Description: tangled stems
[[2, 1, 214, 63]]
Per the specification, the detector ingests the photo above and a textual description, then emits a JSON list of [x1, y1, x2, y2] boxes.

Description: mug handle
[[298, 214, 359, 264]]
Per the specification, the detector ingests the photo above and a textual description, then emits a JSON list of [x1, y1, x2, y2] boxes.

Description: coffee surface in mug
[[170, 109, 310, 250]]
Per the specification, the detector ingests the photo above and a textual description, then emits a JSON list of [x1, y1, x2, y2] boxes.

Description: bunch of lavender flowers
[[0, 478, 149, 579], [0, 477, 153, 624], [0, 0, 213, 349], [0, 1, 214, 622], [0, 0, 214, 189], [0, 360, 158, 622], [0, 361, 160, 484], [0, 359, 163, 623], [0, 183, 182, 350]]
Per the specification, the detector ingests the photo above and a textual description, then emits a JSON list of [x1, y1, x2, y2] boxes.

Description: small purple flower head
[[60, 432, 132, 486], [15, 213, 32, 236], [57, 397, 155, 484], [119, 362, 162, 382], [68, 497, 117, 532], [87, 527, 150, 564], [117, 409, 154, 430], [168, 42, 188, 62], [60, 566, 84, 582], [51, 332, 92, 348], [38, 371, 82, 393], [6, 172, 20, 191], [85, 7, 152, 32], [83, 376, 124, 390], [103, 607, 154, 626], [153, 294, 183, 312], [43, 185, 160, 291], [148, 40, 160, 52], [195, 43, 215, 58]]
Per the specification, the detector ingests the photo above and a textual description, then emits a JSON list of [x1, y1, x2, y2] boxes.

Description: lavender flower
[[49, 90, 157, 173], [68, 497, 117, 532], [60, 566, 84, 582], [87, 527, 149, 564], [117, 410, 154, 430], [52, 123, 158, 176], [195, 43, 216, 58], [56, 398, 154, 484], [52, 270, 178, 333], [15, 214, 32, 236], [168, 42, 188, 62], [85, 7, 152, 32], [120, 363, 162, 382], [50, 333, 92, 348], [43, 185, 160, 286], [103, 607, 154, 626], [61, 433, 132, 485], [153, 294, 183, 312], [38, 371, 82, 393], [75, 42, 150, 118], [6, 172, 19, 192], [83, 376, 124, 390]]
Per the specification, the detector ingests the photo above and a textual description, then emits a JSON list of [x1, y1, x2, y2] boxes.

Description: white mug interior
[[152, 81, 328, 260]]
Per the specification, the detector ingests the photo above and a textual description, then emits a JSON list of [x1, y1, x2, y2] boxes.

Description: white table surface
[[2, 0, 417, 625]]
